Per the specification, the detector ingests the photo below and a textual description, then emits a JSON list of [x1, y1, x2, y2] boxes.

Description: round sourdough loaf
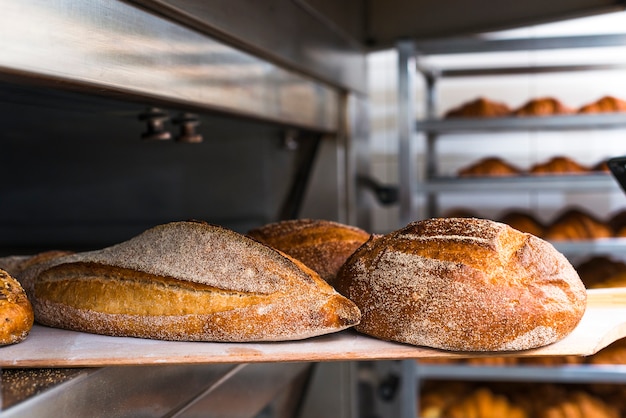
[[335, 218, 587, 352], [0, 269, 34, 345]]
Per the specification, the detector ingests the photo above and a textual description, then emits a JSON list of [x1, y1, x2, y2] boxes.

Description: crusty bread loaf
[[458, 157, 522, 177], [578, 96, 626, 114], [444, 97, 511, 118], [335, 218, 586, 351], [0, 269, 34, 345], [22, 221, 361, 342], [512, 97, 573, 116], [529, 156, 589, 175], [247, 219, 370, 287]]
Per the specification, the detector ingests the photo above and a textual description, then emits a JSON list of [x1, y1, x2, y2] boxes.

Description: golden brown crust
[[529, 156, 589, 175], [247, 219, 370, 287], [512, 97, 574, 116], [499, 210, 545, 238], [26, 221, 361, 342], [458, 157, 522, 177], [444, 388, 527, 418], [444, 97, 511, 118], [578, 96, 626, 114], [544, 209, 612, 241], [0, 269, 34, 345], [334, 218, 586, 352]]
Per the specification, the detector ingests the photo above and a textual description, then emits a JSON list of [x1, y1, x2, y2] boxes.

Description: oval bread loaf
[[22, 221, 361, 342], [247, 219, 371, 287], [335, 217, 587, 352], [0, 269, 34, 345]]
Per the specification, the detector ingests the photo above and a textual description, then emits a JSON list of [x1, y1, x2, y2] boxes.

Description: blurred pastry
[[544, 208, 612, 241], [529, 156, 588, 175], [445, 97, 511, 118], [512, 97, 573, 116], [499, 210, 545, 237], [458, 157, 522, 177], [578, 96, 626, 114]]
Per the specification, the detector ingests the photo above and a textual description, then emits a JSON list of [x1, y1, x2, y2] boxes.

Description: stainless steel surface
[[397, 40, 419, 228], [436, 63, 626, 78], [0, 363, 310, 418], [0, 0, 341, 133], [131, 0, 368, 94]]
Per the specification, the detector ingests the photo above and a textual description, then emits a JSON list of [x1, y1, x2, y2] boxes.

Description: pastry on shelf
[[529, 156, 589, 175], [575, 256, 626, 288], [499, 210, 545, 237], [578, 95, 626, 114], [608, 209, 626, 236], [458, 157, 522, 177], [537, 391, 619, 418], [544, 208, 612, 241], [511, 97, 574, 116], [591, 159, 610, 172], [444, 97, 511, 118], [443, 387, 527, 418]]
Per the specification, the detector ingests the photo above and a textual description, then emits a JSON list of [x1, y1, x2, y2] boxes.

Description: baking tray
[[1, 288, 625, 368]]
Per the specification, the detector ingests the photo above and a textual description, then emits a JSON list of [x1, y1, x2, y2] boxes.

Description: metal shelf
[[415, 363, 626, 384], [419, 173, 619, 192], [416, 113, 626, 133]]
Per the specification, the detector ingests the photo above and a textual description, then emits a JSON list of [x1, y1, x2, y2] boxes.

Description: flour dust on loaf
[[25, 220, 361, 342], [335, 218, 587, 352]]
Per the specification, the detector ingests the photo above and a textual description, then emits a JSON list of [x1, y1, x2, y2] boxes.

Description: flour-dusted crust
[[0, 269, 34, 345], [247, 219, 371, 286], [25, 221, 360, 342], [335, 218, 587, 352]]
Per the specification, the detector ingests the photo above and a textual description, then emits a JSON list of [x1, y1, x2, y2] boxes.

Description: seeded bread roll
[[0, 269, 34, 345], [335, 218, 586, 352], [247, 219, 370, 287], [22, 221, 361, 342]]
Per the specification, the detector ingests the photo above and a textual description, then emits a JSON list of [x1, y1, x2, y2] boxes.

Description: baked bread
[[0, 269, 34, 345], [608, 209, 626, 236], [529, 156, 589, 175], [544, 208, 612, 241], [499, 210, 545, 237], [578, 96, 626, 114], [445, 97, 511, 118], [458, 157, 522, 177], [247, 219, 370, 287], [512, 97, 574, 116], [22, 221, 361, 342], [335, 218, 586, 351]]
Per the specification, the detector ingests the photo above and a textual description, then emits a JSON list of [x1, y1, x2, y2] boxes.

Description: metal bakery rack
[[2, 0, 626, 417]]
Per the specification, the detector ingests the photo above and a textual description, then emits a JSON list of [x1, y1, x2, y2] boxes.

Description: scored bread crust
[[23, 221, 361, 342], [247, 219, 371, 287], [335, 218, 587, 352], [0, 269, 34, 345]]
